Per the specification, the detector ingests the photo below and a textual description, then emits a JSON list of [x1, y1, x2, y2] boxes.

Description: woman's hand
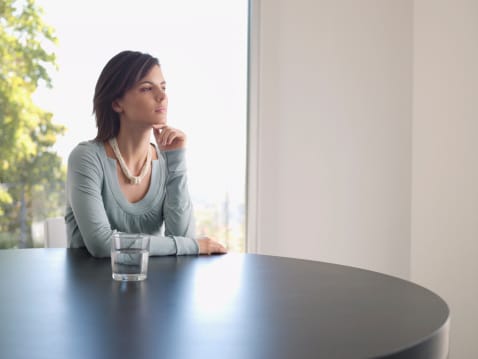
[[197, 237, 228, 255], [153, 124, 186, 151]]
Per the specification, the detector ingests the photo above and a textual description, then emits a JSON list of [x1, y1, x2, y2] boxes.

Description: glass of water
[[111, 233, 150, 281]]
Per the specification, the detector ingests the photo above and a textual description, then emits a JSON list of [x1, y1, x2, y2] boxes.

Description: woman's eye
[[140, 87, 153, 92]]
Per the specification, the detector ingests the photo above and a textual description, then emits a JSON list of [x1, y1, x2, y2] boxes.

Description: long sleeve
[[66, 142, 198, 258], [162, 149, 198, 255], [66, 144, 113, 257]]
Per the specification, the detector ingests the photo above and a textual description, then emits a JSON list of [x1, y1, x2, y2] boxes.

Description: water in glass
[[111, 248, 149, 281]]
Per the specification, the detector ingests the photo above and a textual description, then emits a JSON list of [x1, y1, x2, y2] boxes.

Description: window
[[1, 0, 248, 252]]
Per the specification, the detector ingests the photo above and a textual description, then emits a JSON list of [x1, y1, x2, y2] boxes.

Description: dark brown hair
[[93, 50, 160, 141]]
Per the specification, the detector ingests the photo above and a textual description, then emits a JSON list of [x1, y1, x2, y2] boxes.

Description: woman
[[65, 50, 227, 257]]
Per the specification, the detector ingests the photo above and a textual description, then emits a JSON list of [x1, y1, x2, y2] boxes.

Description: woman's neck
[[114, 128, 151, 168]]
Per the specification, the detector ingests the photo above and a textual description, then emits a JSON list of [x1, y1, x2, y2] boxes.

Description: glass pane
[[1, 0, 248, 252]]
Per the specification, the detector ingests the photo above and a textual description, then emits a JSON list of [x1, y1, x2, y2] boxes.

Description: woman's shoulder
[[68, 140, 105, 167]]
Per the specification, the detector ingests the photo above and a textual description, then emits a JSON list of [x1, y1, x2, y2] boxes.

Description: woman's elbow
[[85, 243, 111, 258]]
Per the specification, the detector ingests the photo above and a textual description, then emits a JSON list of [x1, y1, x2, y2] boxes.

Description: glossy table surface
[[0, 249, 449, 359]]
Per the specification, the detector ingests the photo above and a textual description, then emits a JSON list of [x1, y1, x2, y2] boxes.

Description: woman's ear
[[112, 100, 122, 113]]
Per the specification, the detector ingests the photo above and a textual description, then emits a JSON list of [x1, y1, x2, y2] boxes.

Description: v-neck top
[[65, 140, 198, 257]]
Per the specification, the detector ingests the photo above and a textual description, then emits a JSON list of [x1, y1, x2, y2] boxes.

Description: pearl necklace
[[109, 138, 152, 185]]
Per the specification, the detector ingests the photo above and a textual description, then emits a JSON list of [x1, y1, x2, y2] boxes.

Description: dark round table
[[0, 249, 449, 359]]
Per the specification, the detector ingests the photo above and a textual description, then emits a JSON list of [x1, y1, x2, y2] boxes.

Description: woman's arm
[[66, 144, 112, 257], [162, 149, 196, 240], [154, 126, 227, 255], [161, 148, 226, 255]]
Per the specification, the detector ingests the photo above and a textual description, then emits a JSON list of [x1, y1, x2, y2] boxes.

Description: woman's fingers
[[164, 129, 180, 145], [153, 126, 186, 150], [154, 126, 171, 144], [212, 241, 227, 254], [197, 237, 228, 255]]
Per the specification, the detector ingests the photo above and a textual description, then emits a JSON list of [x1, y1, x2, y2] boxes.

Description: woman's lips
[[155, 107, 167, 113]]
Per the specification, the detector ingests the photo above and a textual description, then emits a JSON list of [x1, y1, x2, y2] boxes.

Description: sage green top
[[65, 140, 198, 257]]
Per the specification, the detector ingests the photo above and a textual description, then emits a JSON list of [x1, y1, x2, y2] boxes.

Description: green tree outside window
[[0, 0, 65, 248]]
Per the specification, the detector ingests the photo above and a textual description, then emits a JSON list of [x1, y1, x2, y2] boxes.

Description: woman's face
[[113, 65, 168, 127]]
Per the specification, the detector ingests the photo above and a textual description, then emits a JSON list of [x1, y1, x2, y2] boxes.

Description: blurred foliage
[[0, 0, 65, 248]]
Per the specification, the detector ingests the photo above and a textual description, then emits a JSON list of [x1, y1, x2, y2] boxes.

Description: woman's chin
[[153, 118, 167, 126]]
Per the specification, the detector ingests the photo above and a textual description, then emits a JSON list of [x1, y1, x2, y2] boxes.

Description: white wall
[[248, 0, 477, 356], [248, 0, 413, 279], [411, 1, 478, 358]]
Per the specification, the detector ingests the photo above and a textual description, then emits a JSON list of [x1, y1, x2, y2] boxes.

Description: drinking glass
[[111, 233, 150, 281]]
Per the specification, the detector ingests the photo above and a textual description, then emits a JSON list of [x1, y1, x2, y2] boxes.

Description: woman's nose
[[155, 89, 166, 101]]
